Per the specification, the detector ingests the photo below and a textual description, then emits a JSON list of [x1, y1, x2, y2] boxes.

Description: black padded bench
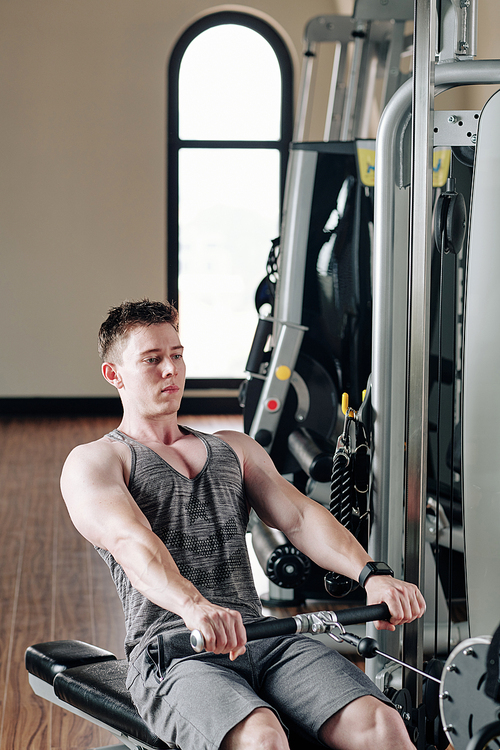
[[26, 640, 174, 749], [26, 639, 323, 750]]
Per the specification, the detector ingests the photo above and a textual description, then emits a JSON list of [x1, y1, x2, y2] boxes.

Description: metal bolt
[[471, 134, 477, 144], [447, 663, 459, 673], [448, 115, 459, 123], [439, 691, 452, 701], [463, 647, 477, 657], [444, 724, 456, 734]]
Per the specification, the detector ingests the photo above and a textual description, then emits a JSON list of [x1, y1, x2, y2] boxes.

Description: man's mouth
[[162, 385, 179, 393]]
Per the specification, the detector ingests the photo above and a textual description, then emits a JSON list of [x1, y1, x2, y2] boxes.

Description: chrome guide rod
[[403, 0, 436, 701], [275, 148, 318, 326], [340, 22, 368, 141], [323, 43, 343, 142], [373, 649, 441, 685], [294, 43, 316, 142]]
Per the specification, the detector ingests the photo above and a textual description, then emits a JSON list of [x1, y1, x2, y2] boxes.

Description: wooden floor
[[0, 413, 245, 750]]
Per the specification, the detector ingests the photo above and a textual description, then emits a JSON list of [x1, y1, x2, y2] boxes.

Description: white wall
[[0, 0, 498, 397], [0, 0, 350, 397]]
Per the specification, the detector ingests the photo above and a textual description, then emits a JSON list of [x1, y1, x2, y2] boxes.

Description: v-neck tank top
[[96, 427, 262, 658]]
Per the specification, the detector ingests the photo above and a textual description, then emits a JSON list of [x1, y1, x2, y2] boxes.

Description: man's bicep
[[217, 429, 309, 531], [241, 446, 307, 531]]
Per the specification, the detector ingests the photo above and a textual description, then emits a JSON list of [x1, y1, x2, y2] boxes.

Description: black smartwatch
[[358, 561, 394, 589]]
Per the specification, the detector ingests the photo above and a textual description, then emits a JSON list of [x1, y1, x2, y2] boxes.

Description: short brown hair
[[98, 299, 179, 363]]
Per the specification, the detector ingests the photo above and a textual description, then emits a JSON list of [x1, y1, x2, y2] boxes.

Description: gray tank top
[[97, 427, 262, 658]]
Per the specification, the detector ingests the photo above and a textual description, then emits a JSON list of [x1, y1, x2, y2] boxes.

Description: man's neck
[[118, 411, 185, 447]]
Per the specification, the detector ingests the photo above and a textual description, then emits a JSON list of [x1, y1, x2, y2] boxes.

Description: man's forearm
[[112, 526, 208, 620], [285, 501, 371, 583], [113, 527, 247, 656], [285, 499, 426, 629]]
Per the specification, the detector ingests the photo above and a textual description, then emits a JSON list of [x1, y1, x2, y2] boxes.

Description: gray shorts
[[126, 626, 391, 750]]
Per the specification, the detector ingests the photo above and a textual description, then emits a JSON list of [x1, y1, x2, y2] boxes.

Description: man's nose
[[162, 358, 176, 377]]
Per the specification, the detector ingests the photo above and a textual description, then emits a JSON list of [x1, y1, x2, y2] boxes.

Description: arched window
[[168, 11, 293, 395]]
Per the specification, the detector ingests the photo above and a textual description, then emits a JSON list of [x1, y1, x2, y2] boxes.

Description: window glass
[[179, 24, 281, 141], [178, 148, 280, 378], [170, 14, 292, 381]]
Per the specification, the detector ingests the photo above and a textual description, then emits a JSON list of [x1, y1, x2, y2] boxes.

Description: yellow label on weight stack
[[357, 146, 451, 189], [433, 148, 451, 188], [357, 148, 376, 187]]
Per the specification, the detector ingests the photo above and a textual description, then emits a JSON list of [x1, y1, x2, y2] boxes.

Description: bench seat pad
[[25, 641, 169, 749], [54, 658, 169, 749], [25, 640, 117, 685]]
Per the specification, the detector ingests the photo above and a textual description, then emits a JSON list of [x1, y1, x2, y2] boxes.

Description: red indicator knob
[[266, 398, 280, 412]]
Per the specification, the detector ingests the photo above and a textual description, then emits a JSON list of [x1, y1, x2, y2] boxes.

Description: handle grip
[[190, 603, 391, 653], [334, 603, 390, 626]]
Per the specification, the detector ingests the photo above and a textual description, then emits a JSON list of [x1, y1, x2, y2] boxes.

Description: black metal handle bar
[[190, 603, 391, 653]]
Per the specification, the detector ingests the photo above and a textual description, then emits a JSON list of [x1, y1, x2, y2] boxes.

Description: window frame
[[167, 11, 293, 398]]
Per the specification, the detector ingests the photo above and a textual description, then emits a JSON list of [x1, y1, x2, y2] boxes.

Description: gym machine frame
[[370, 3, 500, 690], [246, 0, 500, 726]]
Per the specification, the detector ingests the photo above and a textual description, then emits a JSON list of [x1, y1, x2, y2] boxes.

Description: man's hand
[[364, 575, 426, 631], [182, 601, 247, 660]]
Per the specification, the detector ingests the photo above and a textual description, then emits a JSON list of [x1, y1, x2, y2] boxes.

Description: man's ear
[[102, 362, 123, 390]]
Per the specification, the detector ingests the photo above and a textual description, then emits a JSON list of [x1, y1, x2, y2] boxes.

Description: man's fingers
[[197, 607, 246, 656], [374, 619, 396, 632], [229, 645, 247, 661], [219, 608, 246, 655], [366, 576, 426, 629]]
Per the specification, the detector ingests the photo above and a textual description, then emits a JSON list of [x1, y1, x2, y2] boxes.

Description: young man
[[61, 299, 425, 750]]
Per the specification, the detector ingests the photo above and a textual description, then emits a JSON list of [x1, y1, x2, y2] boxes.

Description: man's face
[[110, 323, 186, 418]]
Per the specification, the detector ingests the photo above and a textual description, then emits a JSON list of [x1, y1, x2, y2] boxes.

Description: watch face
[[370, 562, 392, 574], [359, 561, 394, 588]]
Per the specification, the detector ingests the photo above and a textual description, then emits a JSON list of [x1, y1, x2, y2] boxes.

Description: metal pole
[[340, 23, 368, 141], [294, 44, 316, 142], [403, 0, 436, 702]]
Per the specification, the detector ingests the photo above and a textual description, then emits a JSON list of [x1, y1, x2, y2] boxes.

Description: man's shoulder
[[61, 434, 132, 504], [213, 429, 252, 449], [64, 433, 127, 471], [212, 430, 268, 468]]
